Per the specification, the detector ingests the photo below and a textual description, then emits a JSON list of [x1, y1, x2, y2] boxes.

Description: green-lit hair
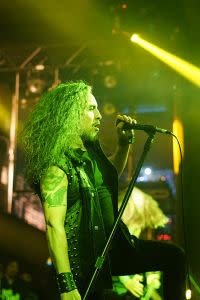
[[20, 80, 91, 184]]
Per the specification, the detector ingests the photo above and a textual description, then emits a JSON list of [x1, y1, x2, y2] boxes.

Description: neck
[[72, 138, 97, 152], [70, 137, 87, 152]]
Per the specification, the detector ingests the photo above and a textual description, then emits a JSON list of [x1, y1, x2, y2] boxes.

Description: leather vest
[[58, 140, 119, 293]]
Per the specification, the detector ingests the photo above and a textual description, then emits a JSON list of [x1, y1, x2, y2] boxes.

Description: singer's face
[[80, 92, 102, 143]]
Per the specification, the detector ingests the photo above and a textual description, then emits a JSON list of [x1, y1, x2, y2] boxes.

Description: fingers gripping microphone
[[116, 119, 171, 135]]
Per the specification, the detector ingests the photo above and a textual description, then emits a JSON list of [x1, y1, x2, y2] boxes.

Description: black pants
[[87, 236, 186, 300]]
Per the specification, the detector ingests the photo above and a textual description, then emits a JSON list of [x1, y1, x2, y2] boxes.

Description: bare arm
[[108, 114, 135, 177], [40, 166, 81, 299], [40, 166, 70, 273], [108, 144, 130, 177]]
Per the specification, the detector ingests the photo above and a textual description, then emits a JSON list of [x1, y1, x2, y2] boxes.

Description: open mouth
[[93, 123, 100, 129]]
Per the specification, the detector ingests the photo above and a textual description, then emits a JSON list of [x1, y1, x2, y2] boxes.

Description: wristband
[[56, 272, 77, 294]]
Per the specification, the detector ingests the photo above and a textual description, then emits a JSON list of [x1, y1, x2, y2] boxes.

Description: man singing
[[21, 81, 186, 300]]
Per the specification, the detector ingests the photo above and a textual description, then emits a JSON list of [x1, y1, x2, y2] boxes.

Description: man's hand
[[60, 289, 81, 300], [108, 114, 137, 176], [122, 275, 144, 298], [116, 114, 137, 146]]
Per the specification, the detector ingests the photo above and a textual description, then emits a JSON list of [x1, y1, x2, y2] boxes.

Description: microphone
[[116, 119, 171, 135]]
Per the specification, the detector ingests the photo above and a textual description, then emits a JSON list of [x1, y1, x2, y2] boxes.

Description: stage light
[[46, 257, 52, 266], [144, 167, 152, 175], [35, 64, 45, 71], [121, 3, 127, 10], [157, 234, 172, 241], [173, 118, 184, 175], [27, 79, 46, 94], [130, 34, 140, 42], [160, 176, 166, 182], [130, 34, 200, 87], [137, 176, 144, 182], [186, 289, 192, 299], [20, 98, 27, 110], [0, 104, 10, 132], [104, 75, 117, 88], [1, 166, 8, 185], [102, 103, 116, 115], [29, 85, 37, 93]]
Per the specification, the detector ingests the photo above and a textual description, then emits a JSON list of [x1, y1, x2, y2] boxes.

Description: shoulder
[[40, 166, 68, 191], [42, 165, 67, 179]]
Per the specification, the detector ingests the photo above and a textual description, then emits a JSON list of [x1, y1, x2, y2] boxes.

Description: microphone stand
[[83, 131, 156, 300]]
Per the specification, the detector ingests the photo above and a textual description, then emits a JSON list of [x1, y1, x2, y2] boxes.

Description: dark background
[[0, 0, 200, 298]]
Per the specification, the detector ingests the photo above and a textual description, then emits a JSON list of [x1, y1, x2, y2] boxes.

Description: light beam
[[130, 34, 200, 87]]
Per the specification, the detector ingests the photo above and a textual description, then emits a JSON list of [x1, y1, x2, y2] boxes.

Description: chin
[[83, 132, 99, 144], [90, 134, 99, 143]]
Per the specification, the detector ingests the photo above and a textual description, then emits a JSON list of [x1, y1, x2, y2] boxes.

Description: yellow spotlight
[[173, 118, 184, 175], [0, 103, 10, 133], [186, 289, 192, 299], [130, 34, 200, 88], [130, 34, 140, 42]]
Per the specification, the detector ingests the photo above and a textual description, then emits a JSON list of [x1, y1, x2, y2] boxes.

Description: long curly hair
[[20, 80, 91, 184]]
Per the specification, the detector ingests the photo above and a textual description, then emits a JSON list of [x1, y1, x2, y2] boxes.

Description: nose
[[96, 109, 102, 121]]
